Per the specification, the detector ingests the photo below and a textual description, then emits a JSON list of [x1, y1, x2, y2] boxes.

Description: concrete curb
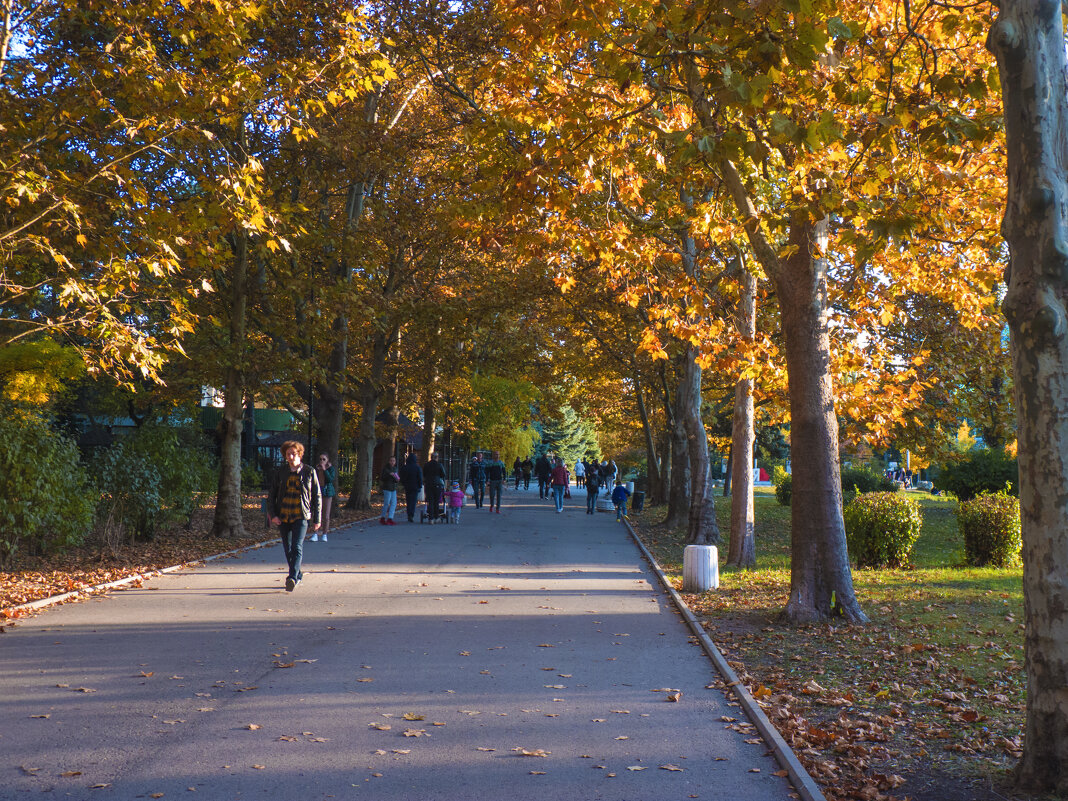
[[3, 517, 373, 617], [624, 520, 829, 801]]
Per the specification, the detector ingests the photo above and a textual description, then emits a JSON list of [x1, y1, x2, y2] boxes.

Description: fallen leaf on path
[[661, 764, 684, 771], [513, 748, 550, 757], [245, 724, 261, 730], [29, 714, 50, 719]]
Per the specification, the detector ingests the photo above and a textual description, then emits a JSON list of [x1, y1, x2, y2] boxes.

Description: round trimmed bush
[[773, 466, 792, 506], [844, 491, 922, 568], [956, 492, 1021, 568]]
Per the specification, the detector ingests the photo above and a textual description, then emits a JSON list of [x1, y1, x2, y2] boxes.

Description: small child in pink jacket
[[445, 481, 465, 524]]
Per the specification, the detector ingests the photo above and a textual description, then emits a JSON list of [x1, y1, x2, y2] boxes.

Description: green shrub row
[[0, 414, 216, 567], [936, 448, 1017, 501], [773, 465, 898, 508]]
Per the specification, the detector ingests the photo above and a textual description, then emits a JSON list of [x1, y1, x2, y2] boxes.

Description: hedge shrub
[[841, 466, 899, 495], [935, 449, 1017, 501], [843, 491, 922, 569], [773, 466, 792, 506], [957, 492, 1021, 568], [94, 424, 215, 550], [0, 412, 94, 567]]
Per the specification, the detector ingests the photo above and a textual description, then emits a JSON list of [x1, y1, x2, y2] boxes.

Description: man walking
[[484, 450, 507, 513], [468, 452, 487, 509], [268, 441, 321, 592], [535, 453, 552, 499]]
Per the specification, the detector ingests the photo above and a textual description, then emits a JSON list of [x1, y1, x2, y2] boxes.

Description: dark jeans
[[426, 484, 443, 519], [279, 519, 309, 581], [537, 477, 548, 498], [586, 488, 598, 513], [488, 479, 503, 509], [514, 472, 521, 490], [404, 486, 420, 521], [472, 480, 486, 508]]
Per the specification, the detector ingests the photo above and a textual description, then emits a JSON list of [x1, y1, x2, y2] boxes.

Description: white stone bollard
[[683, 545, 719, 592]]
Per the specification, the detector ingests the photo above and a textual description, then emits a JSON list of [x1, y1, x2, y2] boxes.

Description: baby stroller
[[420, 481, 449, 524]]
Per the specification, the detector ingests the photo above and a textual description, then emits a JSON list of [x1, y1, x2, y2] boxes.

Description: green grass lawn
[[632, 486, 1028, 800]]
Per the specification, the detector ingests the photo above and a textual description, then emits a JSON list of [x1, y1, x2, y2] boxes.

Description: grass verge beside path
[[631, 487, 1036, 801], [0, 494, 378, 618]]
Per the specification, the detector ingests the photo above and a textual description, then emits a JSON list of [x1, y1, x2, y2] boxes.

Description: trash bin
[[631, 491, 645, 512]]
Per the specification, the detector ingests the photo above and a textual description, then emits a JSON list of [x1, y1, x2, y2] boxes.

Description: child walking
[[446, 480, 465, 524], [611, 479, 631, 522]]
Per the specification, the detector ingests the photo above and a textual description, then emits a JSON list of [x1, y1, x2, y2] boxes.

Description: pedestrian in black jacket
[[535, 454, 552, 499], [399, 453, 423, 522], [423, 453, 446, 522], [468, 452, 487, 509]]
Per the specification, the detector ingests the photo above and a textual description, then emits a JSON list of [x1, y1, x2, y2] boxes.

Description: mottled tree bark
[[346, 328, 391, 510], [212, 229, 248, 539], [989, 3, 1068, 791], [679, 343, 719, 545], [665, 384, 690, 529], [634, 372, 661, 500], [727, 267, 756, 568], [776, 218, 865, 623]]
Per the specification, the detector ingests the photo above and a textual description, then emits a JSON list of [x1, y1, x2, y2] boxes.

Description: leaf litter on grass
[[630, 493, 1028, 801]]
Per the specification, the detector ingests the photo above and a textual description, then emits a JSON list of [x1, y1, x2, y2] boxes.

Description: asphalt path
[[1, 485, 800, 801]]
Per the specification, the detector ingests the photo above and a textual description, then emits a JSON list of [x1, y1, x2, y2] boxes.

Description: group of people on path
[[267, 440, 633, 592]]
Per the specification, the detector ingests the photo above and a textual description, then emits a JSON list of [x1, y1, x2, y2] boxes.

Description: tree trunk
[[634, 372, 661, 497], [727, 266, 756, 568], [989, 5, 1068, 791], [665, 395, 690, 528], [652, 427, 671, 506], [346, 329, 391, 510], [315, 381, 344, 467], [777, 218, 866, 623], [347, 384, 378, 510], [679, 343, 719, 545], [420, 385, 437, 464], [723, 445, 732, 496], [212, 229, 248, 538]]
